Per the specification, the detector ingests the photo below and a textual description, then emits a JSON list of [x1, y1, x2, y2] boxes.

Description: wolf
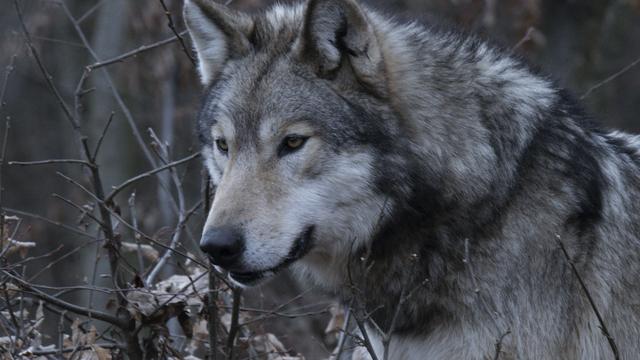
[[183, 0, 640, 358]]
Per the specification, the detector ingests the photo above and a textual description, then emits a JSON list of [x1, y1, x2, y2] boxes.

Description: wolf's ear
[[183, 0, 253, 85], [298, 0, 384, 84]]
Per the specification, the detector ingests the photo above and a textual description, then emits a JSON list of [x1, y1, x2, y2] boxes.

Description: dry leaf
[[120, 242, 159, 262], [250, 333, 304, 360], [91, 345, 112, 360]]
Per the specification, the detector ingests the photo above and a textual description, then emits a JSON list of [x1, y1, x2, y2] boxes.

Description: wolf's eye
[[216, 138, 229, 153], [286, 137, 305, 149], [279, 135, 308, 157]]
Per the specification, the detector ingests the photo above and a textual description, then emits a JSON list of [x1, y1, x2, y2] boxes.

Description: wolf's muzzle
[[200, 226, 244, 268], [228, 225, 316, 286]]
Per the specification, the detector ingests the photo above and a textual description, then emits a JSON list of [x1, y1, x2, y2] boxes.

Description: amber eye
[[279, 135, 309, 157], [215, 138, 228, 153], [286, 136, 305, 149]]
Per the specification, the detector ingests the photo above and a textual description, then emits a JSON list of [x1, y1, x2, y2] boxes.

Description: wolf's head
[[184, 0, 411, 287]]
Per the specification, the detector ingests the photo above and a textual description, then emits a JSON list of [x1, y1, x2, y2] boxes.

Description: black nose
[[200, 226, 244, 268]]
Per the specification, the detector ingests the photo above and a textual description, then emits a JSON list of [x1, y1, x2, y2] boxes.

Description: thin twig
[[102, 203, 207, 267], [92, 112, 115, 160], [226, 289, 242, 360], [105, 152, 199, 203], [352, 310, 379, 360], [86, 33, 185, 71], [27, 240, 99, 282], [77, 0, 108, 24], [4, 271, 127, 328], [52, 193, 105, 228], [512, 27, 535, 51], [56, 171, 103, 204], [0, 121, 9, 253], [5, 207, 96, 239], [208, 270, 219, 360], [157, 0, 196, 65], [0, 54, 17, 112], [14, 0, 78, 130], [382, 286, 405, 360], [145, 132, 190, 284], [128, 192, 145, 275], [59, 0, 158, 168], [581, 55, 640, 100], [556, 235, 620, 359], [9, 159, 92, 167]]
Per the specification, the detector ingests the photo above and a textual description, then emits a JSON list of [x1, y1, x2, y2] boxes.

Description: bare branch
[[4, 271, 127, 328], [9, 159, 93, 167], [92, 112, 115, 160], [352, 309, 379, 360], [13, 0, 78, 130], [208, 270, 219, 360], [157, 0, 196, 65], [27, 240, 99, 282], [59, 0, 158, 168], [5, 207, 96, 239], [227, 289, 242, 360], [56, 172, 103, 204], [86, 33, 185, 71], [52, 193, 105, 228], [105, 152, 200, 203]]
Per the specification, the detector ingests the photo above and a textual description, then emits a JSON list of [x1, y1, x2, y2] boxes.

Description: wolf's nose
[[200, 226, 244, 268]]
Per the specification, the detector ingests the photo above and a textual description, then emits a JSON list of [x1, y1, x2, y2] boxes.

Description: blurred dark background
[[0, 0, 638, 357]]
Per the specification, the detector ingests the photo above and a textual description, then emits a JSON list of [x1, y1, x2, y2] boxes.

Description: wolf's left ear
[[298, 0, 384, 85], [183, 0, 253, 85]]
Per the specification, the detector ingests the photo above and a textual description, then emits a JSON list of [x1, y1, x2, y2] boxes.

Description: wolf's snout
[[200, 226, 244, 268]]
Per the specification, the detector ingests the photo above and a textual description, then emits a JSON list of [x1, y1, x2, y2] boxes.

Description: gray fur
[[184, 0, 640, 358]]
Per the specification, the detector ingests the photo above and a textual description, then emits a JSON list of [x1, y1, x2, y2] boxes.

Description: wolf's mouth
[[228, 225, 315, 287]]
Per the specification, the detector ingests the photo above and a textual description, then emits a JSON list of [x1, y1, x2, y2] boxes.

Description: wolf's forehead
[[202, 60, 322, 145], [198, 3, 342, 141], [252, 3, 305, 50]]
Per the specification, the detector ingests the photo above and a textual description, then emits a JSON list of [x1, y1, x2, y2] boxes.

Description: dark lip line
[[229, 225, 315, 284]]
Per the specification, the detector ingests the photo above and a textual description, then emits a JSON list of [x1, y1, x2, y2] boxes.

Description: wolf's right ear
[[183, 0, 253, 85]]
